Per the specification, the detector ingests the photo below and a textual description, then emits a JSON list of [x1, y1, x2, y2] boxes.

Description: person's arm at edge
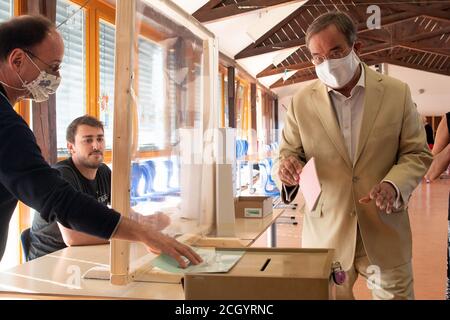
[[426, 143, 450, 181], [431, 116, 450, 156]]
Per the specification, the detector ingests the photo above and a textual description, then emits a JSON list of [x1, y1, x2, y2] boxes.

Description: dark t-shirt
[[29, 158, 112, 260], [0, 87, 120, 262]]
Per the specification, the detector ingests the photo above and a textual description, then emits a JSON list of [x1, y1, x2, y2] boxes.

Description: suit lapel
[[312, 82, 353, 169], [354, 65, 385, 165]]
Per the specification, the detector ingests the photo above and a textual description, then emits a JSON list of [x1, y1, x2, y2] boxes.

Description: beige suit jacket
[[273, 64, 432, 270]]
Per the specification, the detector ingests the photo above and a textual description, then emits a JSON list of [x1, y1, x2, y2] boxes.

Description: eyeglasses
[[23, 49, 61, 74], [310, 47, 353, 66]]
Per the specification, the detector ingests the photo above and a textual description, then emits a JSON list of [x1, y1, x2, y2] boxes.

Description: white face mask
[[17, 53, 61, 103], [315, 49, 360, 89]]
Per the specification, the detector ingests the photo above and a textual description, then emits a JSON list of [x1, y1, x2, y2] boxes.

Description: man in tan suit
[[274, 12, 432, 299]]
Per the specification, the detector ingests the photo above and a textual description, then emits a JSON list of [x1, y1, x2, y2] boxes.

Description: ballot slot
[[260, 258, 271, 271]]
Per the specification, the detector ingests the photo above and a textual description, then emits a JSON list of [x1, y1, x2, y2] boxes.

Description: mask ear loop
[[0, 79, 26, 91], [0, 51, 34, 91], [14, 52, 42, 88]]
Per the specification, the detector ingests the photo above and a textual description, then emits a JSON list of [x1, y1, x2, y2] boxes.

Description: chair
[[130, 162, 166, 203], [20, 228, 31, 262], [235, 140, 243, 159], [258, 159, 280, 197], [242, 140, 249, 156], [140, 160, 168, 202], [130, 162, 145, 205], [164, 159, 181, 196]]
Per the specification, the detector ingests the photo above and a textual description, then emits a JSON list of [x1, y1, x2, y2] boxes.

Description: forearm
[[432, 118, 450, 156], [58, 223, 109, 247], [442, 143, 450, 160], [427, 143, 450, 181], [111, 216, 147, 243]]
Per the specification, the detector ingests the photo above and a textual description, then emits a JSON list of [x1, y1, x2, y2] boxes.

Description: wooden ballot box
[[184, 248, 336, 300]]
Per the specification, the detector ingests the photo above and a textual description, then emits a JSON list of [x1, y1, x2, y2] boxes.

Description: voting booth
[[104, 0, 339, 301], [109, 0, 226, 285]]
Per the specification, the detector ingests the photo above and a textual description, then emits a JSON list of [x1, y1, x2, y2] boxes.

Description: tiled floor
[[251, 178, 450, 300]]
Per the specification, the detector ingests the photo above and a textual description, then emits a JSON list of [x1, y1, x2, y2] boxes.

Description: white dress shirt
[[328, 65, 365, 163]]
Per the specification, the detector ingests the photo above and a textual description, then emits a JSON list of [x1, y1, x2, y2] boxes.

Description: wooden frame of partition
[[110, 0, 218, 285]]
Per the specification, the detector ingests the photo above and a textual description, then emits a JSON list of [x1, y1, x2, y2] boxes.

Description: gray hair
[[305, 11, 357, 47]]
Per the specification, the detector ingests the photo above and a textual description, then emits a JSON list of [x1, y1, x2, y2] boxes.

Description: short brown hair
[[66, 115, 104, 143], [0, 15, 54, 61], [305, 11, 357, 47]]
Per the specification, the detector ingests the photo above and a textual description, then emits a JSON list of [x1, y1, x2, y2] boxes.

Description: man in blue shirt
[[0, 15, 201, 267]]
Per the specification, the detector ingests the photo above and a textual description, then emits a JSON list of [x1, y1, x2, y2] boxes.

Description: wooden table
[[0, 209, 285, 299]]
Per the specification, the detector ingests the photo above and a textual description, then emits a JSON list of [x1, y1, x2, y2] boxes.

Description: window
[[56, 0, 86, 157], [0, 0, 12, 22], [99, 20, 115, 150], [137, 36, 164, 151], [167, 50, 177, 145]]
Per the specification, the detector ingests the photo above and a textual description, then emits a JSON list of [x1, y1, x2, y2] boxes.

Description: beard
[[80, 152, 103, 169]]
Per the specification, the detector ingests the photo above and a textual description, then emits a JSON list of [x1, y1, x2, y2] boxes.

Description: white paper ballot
[[299, 157, 322, 212], [151, 247, 245, 274]]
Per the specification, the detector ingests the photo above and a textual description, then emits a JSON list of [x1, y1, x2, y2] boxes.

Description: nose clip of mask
[[331, 261, 346, 285]]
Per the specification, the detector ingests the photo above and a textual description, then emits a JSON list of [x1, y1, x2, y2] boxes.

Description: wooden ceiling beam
[[193, 0, 296, 23], [382, 3, 450, 23], [359, 25, 450, 46], [397, 41, 450, 58], [236, 10, 419, 59], [235, 0, 317, 59], [257, 60, 312, 78], [196, 0, 224, 11], [383, 58, 450, 76], [270, 72, 317, 88]]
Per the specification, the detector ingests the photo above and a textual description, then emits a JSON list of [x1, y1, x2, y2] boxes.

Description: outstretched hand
[[143, 230, 202, 268], [359, 182, 397, 214]]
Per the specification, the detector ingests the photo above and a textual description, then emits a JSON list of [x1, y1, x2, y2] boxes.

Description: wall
[[385, 65, 450, 116]]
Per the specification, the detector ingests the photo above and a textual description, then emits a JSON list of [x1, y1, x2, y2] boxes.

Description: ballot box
[[183, 247, 336, 300]]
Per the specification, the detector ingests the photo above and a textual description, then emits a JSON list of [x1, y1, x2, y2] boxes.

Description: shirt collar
[[327, 63, 365, 94]]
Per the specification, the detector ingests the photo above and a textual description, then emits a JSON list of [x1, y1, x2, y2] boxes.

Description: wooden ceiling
[[193, 0, 450, 88]]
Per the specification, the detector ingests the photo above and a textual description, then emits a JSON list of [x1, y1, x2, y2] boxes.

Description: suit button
[[352, 176, 358, 182]]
